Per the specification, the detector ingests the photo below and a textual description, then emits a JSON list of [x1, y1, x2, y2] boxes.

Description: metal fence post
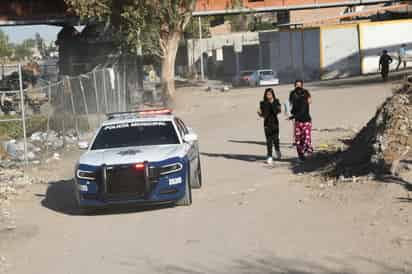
[[59, 81, 66, 148], [93, 70, 100, 118], [45, 85, 52, 154], [102, 69, 109, 114], [18, 64, 28, 166], [117, 69, 121, 112], [67, 76, 80, 138], [79, 76, 90, 117], [123, 60, 127, 111]]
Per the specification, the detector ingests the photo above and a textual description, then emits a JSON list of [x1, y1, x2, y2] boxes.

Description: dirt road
[[1, 76, 411, 274]]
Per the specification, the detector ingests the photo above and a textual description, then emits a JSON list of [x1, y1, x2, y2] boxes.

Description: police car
[[74, 108, 202, 211]]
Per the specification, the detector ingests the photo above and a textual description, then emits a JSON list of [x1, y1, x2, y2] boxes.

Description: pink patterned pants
[[295, 121, 313, 156]]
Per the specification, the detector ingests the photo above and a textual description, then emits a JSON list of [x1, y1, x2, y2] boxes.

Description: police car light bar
[[106, 108, 172, 120], [138, 108, 172, 115]]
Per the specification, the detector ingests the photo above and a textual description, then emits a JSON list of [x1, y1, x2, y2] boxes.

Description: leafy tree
[[65, 0, 197, 99], [0, 30, 12, 60], [14, 39, 36, 60]]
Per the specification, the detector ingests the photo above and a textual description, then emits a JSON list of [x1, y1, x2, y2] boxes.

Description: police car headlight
[[76, 170, 97, 181], [160, 163, 183, 175]]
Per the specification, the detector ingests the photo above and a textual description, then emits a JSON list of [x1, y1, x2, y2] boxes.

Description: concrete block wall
[[320, 24, 361, 80], [186, 19, 412, 83], [259, 29, 320, 83]]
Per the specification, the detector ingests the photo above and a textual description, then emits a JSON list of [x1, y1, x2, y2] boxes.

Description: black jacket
[[379, 54, 393, 70], [290, 88, 311, 122], [260, 99, 281, 128]]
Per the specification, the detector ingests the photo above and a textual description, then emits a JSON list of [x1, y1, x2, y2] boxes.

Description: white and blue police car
[[74, 108, 202, 211]]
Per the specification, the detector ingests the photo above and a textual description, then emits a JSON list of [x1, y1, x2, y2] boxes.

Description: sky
[[0, 25, 62, 44]]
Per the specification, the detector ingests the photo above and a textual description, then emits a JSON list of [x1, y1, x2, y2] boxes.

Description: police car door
[[175, 118, 198, 182]]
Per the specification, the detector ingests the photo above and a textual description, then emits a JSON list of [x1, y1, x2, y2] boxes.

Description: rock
[[52, 139, 64, 150], [30, 132, 43, 142], [221, 86, 230, 92], [27, 152, 37, 161], [46, 131, 59, 143], [0, 160, 16, 169], [4, 141, 17, 159], [66, 129, 77, 137], [64, 136, 77, 144], [0, 145, 8, 160], [53, 153, 60, 160]]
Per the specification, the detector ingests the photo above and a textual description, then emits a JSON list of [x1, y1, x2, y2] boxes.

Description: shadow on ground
[[228, 139, 291, 147], [379, 175, 412, 192], [201, 152, 294, 164], [201, 150, 338, 175], [290, 151, 338, 175], [308, 71, 408, 90], [41, 180, 173, 216], [202, 150, 412, 198], [150, 255, 409, 274], [376, 175, 412, 203]]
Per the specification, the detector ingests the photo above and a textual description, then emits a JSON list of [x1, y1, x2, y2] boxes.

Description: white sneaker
[[267, 157, 273, 165], [275, 150, 282, 160]]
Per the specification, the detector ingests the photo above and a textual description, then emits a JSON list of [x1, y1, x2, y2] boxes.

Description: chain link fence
[[0, 62, 161, 166]]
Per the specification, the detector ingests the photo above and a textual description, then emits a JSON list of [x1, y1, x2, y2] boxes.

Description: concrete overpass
[[194, 0, 397, 15], [0, 0, 397, 26], [0, 0, 78, 26]]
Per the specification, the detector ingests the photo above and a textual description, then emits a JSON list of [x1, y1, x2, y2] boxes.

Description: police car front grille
[[106, 166, 145, 196]]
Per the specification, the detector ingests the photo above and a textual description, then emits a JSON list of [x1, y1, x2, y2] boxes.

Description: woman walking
[[289, 81, 313, 162], [258, 88, 282, 165]]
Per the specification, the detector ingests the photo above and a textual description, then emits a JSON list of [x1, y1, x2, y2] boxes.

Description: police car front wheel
[[176, 167, 192, 206]]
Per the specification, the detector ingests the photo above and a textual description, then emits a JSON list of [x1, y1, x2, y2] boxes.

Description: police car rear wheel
[[192, 160, 202, 189], [176, 167, 192, 206]]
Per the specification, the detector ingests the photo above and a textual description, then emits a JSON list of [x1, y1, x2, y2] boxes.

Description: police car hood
[[79, 144, 187, 166]]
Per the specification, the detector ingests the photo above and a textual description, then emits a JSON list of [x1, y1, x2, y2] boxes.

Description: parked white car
[[248, 69, 279, 87]]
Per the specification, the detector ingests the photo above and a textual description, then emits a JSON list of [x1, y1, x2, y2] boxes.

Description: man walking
[[379, 50, 393, 82], [396, 44, 407, 71]]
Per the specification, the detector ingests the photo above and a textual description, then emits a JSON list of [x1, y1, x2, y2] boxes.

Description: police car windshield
[[260, 70, 274, 76], [91, 121, 180, 150]]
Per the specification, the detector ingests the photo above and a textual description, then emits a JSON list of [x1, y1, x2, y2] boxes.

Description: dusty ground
[[0, 75, 411, 274]]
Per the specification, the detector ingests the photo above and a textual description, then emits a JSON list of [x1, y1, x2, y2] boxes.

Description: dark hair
[[295, 79, 303, 86], [263, 88, 276, 101], [383, 50, 388, 54]]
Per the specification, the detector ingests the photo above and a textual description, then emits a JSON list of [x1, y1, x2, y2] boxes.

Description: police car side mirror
[[78, 141, 89, 150], [183, 133, 198, 143]]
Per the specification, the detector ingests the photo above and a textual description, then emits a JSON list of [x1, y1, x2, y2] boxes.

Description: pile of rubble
[[0, 168, 40, 233], [0, 130, 78, 164], [324, 83, 412, 177], [0, 130, 75, 232], [0, 169, 37, 202]]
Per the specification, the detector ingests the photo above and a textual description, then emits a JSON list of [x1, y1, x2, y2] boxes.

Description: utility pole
[[198, 16, 205, 81]]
